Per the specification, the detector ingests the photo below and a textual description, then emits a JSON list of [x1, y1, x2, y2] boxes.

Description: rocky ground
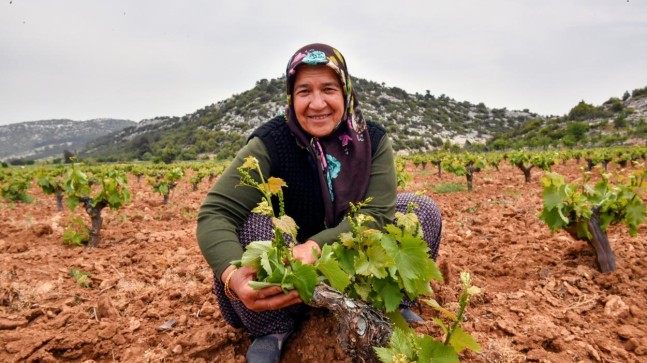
[[1, 160, 646, 362]]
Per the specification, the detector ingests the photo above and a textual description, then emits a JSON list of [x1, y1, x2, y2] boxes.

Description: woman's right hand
[[222, 265, 302, 312]]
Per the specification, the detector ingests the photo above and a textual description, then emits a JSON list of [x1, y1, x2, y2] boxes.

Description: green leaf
[[416, 334, 435, 362], [540, 207, 569, 232], [424, 298, 457, 320], [374, 278, 404, 313], [354, 245, 393, 278], [63, 217, 89, 247], [70, 268, 91, 288], [65, 196, 80, 211], [423, 258, 443, 284], [262, 248, 285, 280], [333, 244, 358, 275], [382, 232, 430, 294], [625, 199, 646, 236], [260, 251, 273, 276], [374, 328, 416, 363], [407, 269, 436, 299], [353, 250, 372, 276], [240, 240, 273, 269], [272, 215, 297, 239], [315, 245, 351, 292], [159, 184, 169, 196], [338, 232, 354, 248], [373, 346, 395, 363], [289, 261, 318, 302], [542, 183, 565, 212], [449, 326, 481, 353], [354, 282, 371, 301], [395, 211, 420, 235], [261, 260, 285, 283], [421, 338, 460, 363], [598, 211, 614, 232], [382, 223, 402, 238], [248, 280, 280, 290]]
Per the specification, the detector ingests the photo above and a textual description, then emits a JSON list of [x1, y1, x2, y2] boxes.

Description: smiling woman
[[196, 43, 442, 363]]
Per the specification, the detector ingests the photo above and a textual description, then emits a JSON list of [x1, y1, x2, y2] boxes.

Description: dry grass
[[483, 338, 526, 363]]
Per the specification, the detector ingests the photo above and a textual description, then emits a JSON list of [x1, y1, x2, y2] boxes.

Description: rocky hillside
[[488, 86, 647, 149], [80, 76, 537, 161], [0, 119, 136, 161]]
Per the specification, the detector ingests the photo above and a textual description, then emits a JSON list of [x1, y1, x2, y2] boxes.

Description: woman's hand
[[221, 265, 302, 312], [291, 240, 321, 264]]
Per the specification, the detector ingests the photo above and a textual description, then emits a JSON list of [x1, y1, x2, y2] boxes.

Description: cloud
[[1, 0, 646, 125]]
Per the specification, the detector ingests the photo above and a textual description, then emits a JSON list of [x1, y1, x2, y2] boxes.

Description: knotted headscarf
[[285, 43, 371, 227]]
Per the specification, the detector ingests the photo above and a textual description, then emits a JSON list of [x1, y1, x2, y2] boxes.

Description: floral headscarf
[[285, 43, 372, 227]]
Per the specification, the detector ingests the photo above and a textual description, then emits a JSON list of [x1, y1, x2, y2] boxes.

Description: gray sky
[[1, 0, 646, 126]]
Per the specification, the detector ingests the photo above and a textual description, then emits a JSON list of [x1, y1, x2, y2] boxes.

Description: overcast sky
[[1, 1, 646, 126]]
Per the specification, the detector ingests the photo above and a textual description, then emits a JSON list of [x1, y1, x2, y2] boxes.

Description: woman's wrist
[[221, 265, 237, 283], [222, 266, 240, 301]]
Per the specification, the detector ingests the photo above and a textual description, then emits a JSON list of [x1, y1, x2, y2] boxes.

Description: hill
[[12, 82, 646, 164], [79, 76, 537, 162], [488, 86, 647, 149], [0, 119, 136, 162]]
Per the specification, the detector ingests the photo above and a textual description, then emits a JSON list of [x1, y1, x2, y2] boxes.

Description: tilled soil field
[[1, 160, 646, 362]]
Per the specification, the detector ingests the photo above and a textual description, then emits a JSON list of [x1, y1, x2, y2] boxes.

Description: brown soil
[[1, 161, 646, 363]]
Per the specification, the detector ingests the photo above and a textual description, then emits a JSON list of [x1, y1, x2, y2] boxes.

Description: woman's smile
[[307, 113, 333, 121]]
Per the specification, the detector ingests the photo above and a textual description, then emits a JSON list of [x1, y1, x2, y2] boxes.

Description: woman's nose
[[309, 92, 326, 109]]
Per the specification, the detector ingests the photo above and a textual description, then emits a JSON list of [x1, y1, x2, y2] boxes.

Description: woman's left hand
[[291, 240, 321, 264]]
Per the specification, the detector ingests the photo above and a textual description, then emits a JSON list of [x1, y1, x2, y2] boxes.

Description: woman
[[197, 43, 442, 363]]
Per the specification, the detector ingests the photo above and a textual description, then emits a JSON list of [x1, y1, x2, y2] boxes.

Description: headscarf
[[284, 43, 372, 227]]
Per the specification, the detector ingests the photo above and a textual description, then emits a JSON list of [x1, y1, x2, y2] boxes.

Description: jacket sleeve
[[196, 137, 270, 279], [307, 135, 397, 246]]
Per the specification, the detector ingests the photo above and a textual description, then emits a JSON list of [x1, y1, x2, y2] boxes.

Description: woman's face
[[292, 65, 345, 138]]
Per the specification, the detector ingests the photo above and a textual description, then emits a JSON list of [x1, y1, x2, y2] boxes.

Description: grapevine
[[37, 168, 66, 211], [64, 162, 131, 247], [146, 166, 184, 204], [539, 167, 646, 272], [442, 153, 486, 192], [509, 150, 556, 184], [0, 170, 33, 203]]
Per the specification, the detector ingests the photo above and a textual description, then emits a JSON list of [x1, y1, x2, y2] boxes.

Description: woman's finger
[[248, 289, 302, 312], [254, 285, 284, 299], [261, 290, 302, 311]]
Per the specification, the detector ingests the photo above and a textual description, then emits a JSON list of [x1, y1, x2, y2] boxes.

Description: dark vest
[[250, 116, 386, 242]]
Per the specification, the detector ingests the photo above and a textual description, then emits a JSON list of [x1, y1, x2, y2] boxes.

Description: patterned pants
[[212, 192, 442, 337]]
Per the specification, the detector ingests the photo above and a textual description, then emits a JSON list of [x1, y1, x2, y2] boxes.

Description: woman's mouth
[[307, 113, 331, 121]]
